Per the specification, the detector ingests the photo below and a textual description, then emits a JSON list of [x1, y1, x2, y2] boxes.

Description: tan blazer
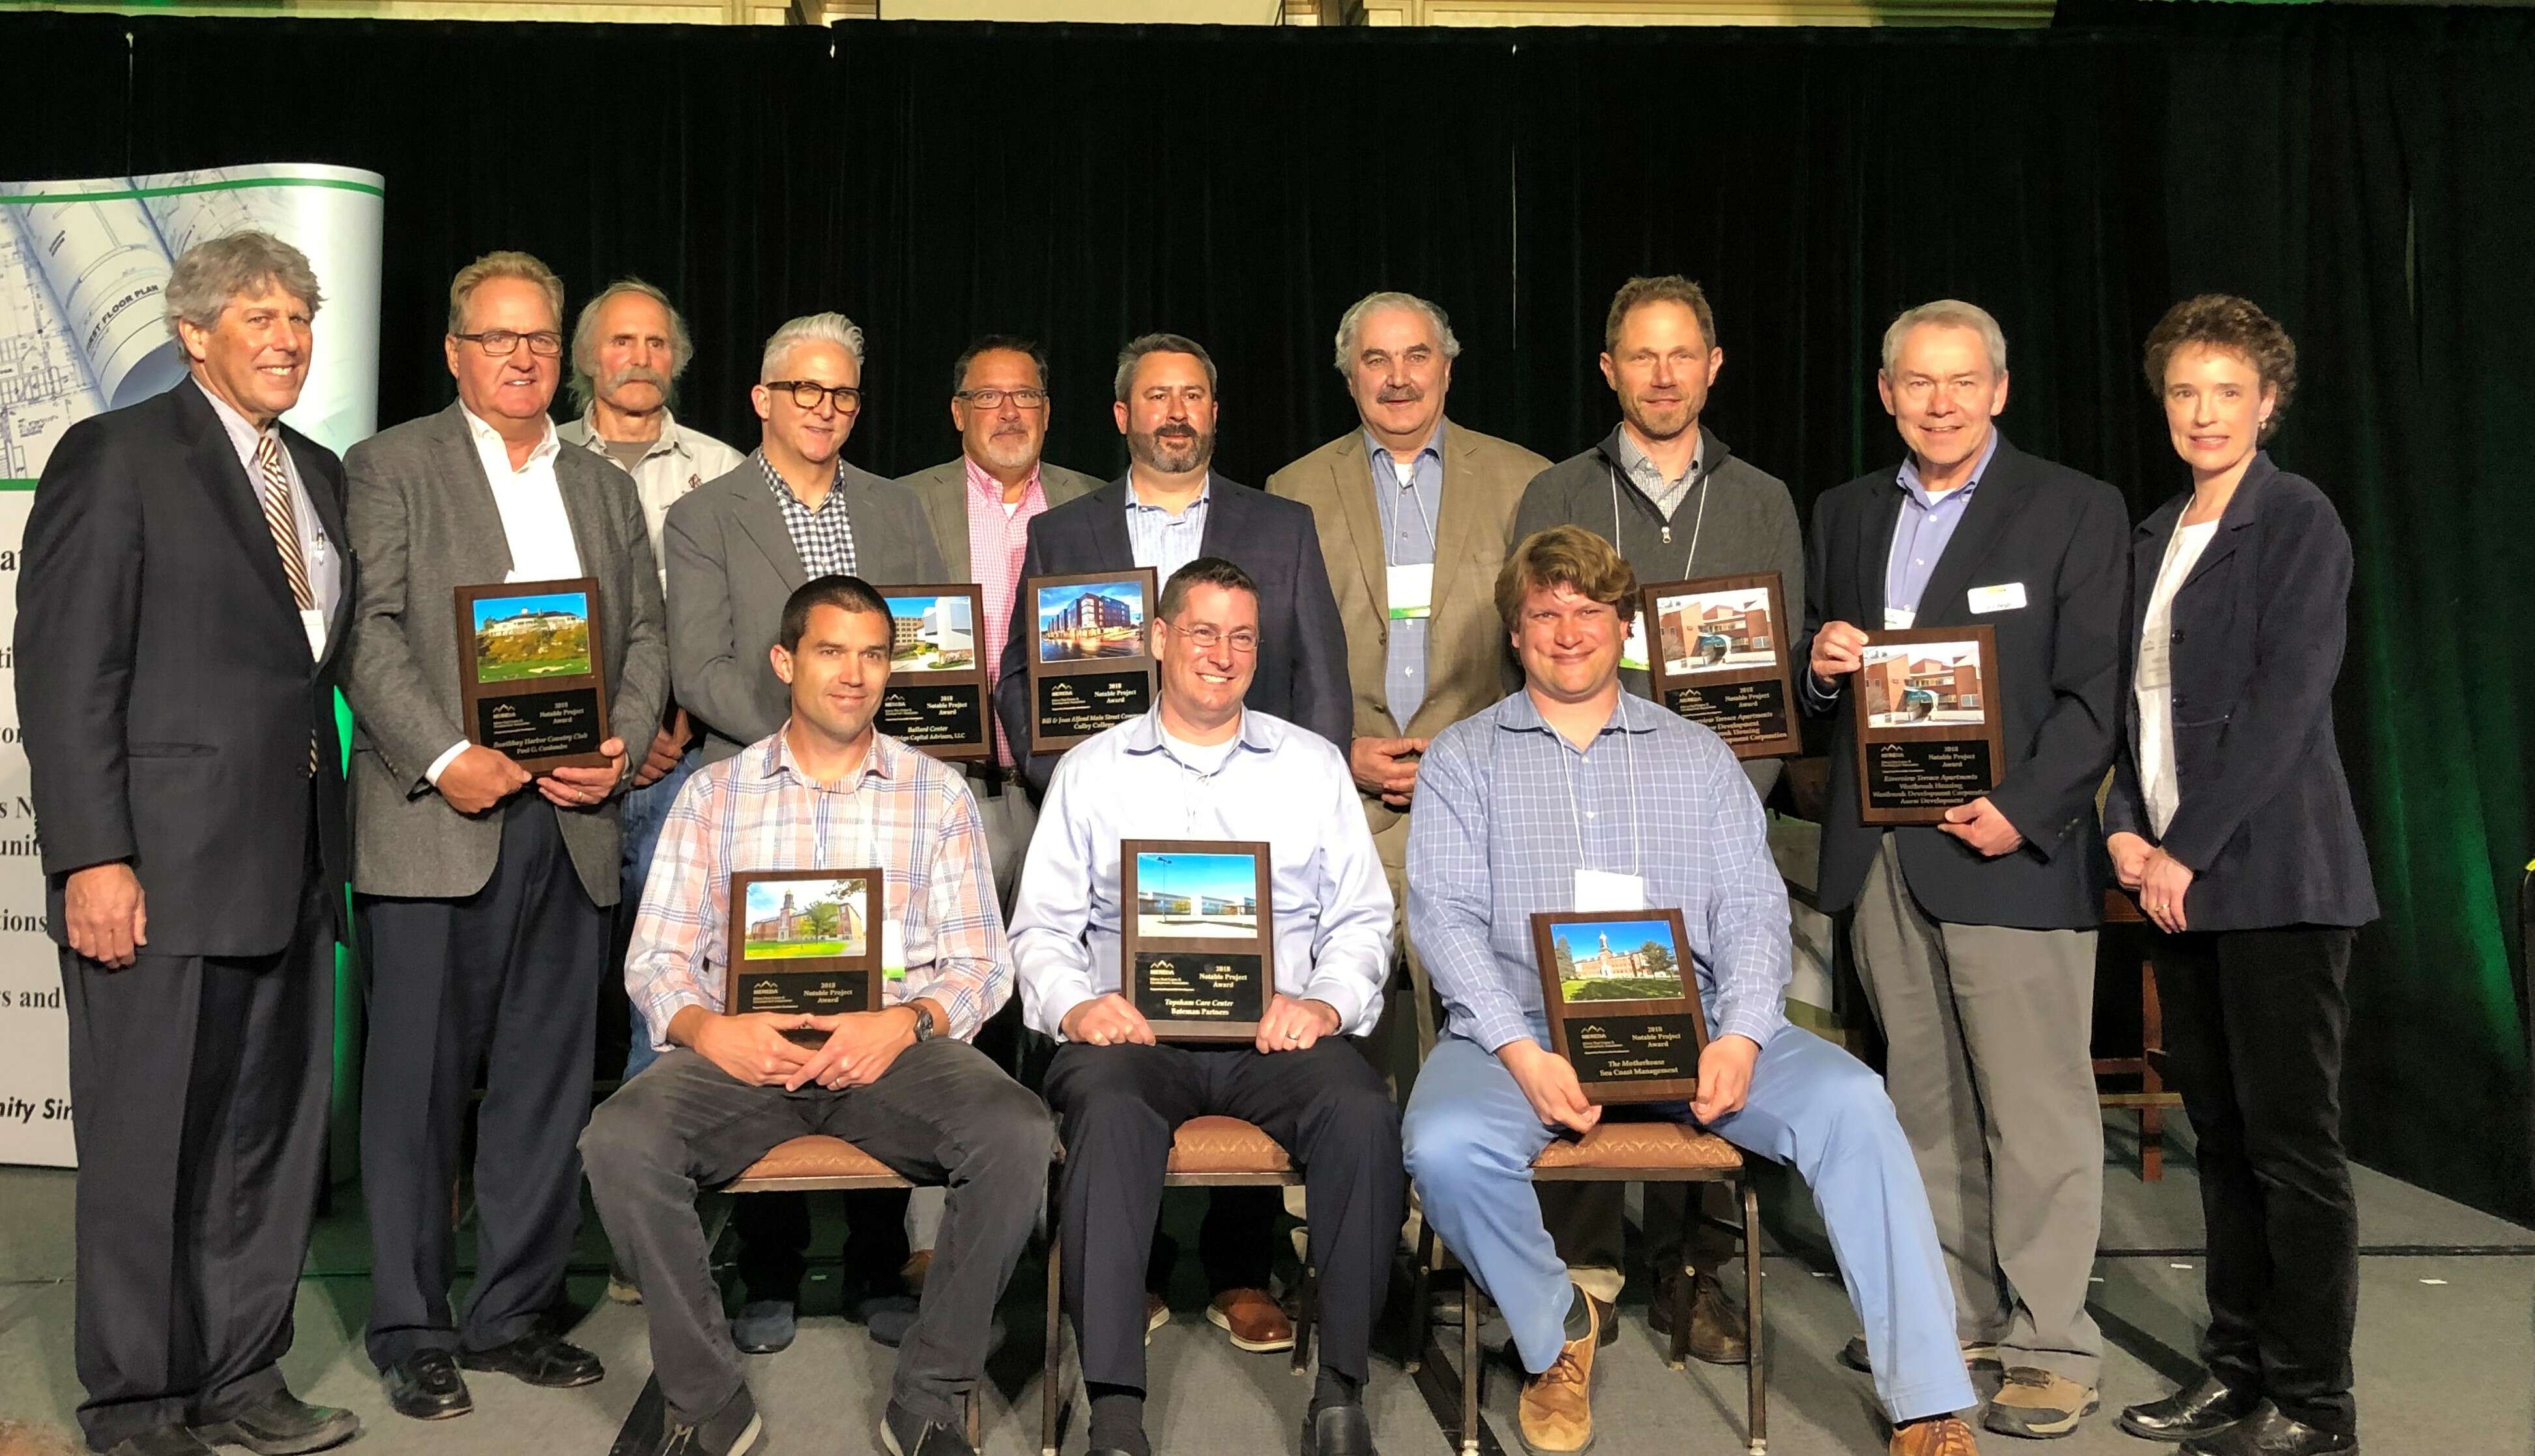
[[1268, 420, 1549, 835], [897, 455, 1105, 579]]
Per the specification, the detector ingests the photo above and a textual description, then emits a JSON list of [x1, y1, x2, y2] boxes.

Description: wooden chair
[[1409, 1122, 1765, 1456], [1039, 1116, 1317, 1456], [2094, 890, 2186, 1180]]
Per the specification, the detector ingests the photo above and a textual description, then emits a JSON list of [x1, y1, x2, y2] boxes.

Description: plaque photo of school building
[[1552, 918, 1687, 1002], [884, 593, 977, 673], [739, 875, 870, 962], [1861, 639, 1988, 728], [1653, 586, 1777, 676], [1131, 850, 1263, 939]]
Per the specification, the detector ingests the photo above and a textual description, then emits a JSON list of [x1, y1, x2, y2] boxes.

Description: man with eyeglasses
[[1010, 556, 1401, 1456], [341, 251, 669, 1421], [662, 311, 949, 1357], [899, 336, 1103, 906]]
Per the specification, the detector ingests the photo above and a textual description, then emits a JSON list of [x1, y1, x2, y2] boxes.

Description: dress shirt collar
[[1494, 685, 1664, 744], [461, 405, 560, 472], [194, 376, 281, 459], [1124, 473, 1213, 513], [570, 407, 697, 464], [750, 723, 901, 792], [1119, 704, 1278, 766], [1895, 429, 2000, 508], [1610, 426, 1699, 490], [964, 453, 1045, 507], [755, 448, 845, 506], [1359, 418, 1447, 476]]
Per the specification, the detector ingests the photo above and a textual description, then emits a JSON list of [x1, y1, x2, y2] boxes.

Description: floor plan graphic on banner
[[0, 164, 383, 1166]]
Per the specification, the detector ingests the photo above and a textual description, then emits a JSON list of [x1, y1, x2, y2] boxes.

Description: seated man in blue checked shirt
[[1009, 556, 1404, 1456], [580, 575, 1055, 1456], [1401, 527, 1985, 1456]]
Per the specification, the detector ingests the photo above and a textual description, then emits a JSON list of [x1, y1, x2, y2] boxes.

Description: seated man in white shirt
[[1009, 558, 1402, 1456]]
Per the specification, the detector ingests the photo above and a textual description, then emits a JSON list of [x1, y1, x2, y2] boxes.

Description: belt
[[965, 762, 1008, 798]]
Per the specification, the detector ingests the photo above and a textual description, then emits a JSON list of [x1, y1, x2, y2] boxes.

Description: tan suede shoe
[[1890, 1416, 1982, 1455], [1516, 1296, 1601, 1455], [1207, 1287, 1296, 1352]]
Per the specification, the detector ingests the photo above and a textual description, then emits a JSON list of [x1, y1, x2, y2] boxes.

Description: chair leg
[[1666, 1247, 1694, 1371], [1405, 1223, 1434, 1373], [1461, 1269, 1483, 1456], [1041, 1180, 1064, 1456], [966, 1384, 983, 1453], [1741, 1179, 1765, 1456], [2139, 958, 2167, 1182], [1291, 1264, 1317, 1376]]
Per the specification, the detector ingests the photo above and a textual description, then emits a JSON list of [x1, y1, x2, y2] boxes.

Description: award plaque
[[727, 868, 884, 1048], [1851, 625, 2007, 825], [1640, 571, 1799, 760], [1025, 569, 1159, 752], [1120, 838, 1272, 1041], [1531, 908, 1707, 1104], [878, 584, 991, 764], [454, 577, 611, 771]]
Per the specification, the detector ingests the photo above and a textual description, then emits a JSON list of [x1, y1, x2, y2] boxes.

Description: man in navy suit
[[1799, 300, 2129, 1442], [17, 233, 360, 1456], [993, 332, 1349, 1356]]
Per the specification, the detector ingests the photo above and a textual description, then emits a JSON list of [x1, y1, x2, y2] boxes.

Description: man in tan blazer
[[1268, 291, 1548, 1057], [897, 335, 1103, 906]]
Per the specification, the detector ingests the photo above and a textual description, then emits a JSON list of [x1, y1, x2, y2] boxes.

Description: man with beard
[[994, 332, 1348, 1356], [663, 313, 948, 1356], [1268, 291, 1549, 1060], [899, 336, 1104, 903], [1505, 275, 1803, 1365], [557, 278, 744, 1087]]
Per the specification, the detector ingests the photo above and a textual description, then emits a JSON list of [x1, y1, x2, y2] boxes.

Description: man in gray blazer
[[667, 312, 946, 765], [343, 251, 668, 1420], [898, 334, 1102, 905]]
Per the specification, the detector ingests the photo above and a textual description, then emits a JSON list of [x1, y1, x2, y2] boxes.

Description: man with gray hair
[[1799, 298, 2127, 1440], [18, 230, 359, 1456], [1266, 290, 1548, 1063], [661, 312, 945, 1355]]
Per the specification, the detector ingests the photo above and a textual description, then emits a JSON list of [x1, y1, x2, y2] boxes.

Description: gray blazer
[[343, 403, 669, 904], [897, 456, 1105, 578], [665, 456, 946, 762]]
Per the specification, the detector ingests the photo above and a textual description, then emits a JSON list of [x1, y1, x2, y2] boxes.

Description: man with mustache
[[994, 333, 1350, 1356], [663, 313, 948, 1356], [1505, 275, 1803, 1365], [1267, 291, 1550, 1063], [557, 279, 743, 1092]]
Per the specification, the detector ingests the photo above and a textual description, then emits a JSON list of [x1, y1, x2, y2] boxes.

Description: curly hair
[[2143, 294, 2298, 440], [1496, 526, 1639, 638]]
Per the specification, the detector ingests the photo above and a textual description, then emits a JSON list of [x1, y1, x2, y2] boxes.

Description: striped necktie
[[254, 435, 321, 775]]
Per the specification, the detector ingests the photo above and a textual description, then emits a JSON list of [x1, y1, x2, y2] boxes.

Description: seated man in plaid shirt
[[583, 574, 1055, 1456], [1400, 527, 1985, 1456]]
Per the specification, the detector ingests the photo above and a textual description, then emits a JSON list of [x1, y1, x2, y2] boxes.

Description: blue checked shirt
[[1408, 689, 1791, 1055], [624, 727, 1010, 1049], [1368, 423, 1445, 729], [757, 450, 860, 577], [1123, 475, 1212, 583]]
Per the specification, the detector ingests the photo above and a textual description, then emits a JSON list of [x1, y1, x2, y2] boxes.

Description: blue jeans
[[620, 748, 700, 1080], [1402, 1027, 1977, 1425]]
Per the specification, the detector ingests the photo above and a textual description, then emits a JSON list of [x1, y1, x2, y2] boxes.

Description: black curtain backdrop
[[5, 4, 2528, 1220]]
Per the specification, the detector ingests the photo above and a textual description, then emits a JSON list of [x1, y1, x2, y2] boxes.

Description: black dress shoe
[[2179, 1401, 2357, 1456], [106, 1427, 219, 1456], [457, 1330, 605, 1388], [194, 1389, 361, 1454], [2121, 1371, 2257, 1443], [1301, 1403, 1378, 1456], [383, 1349, 473, 1421]]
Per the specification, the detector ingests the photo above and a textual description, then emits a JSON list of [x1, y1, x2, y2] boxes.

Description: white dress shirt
[[1007, 705, 1394, 1041], [2136, 519, 2220, 836]]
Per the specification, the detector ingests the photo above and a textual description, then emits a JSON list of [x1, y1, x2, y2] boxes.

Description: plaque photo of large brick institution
[[1653, 585, 1779, 676], [1861, 638, 1989, 728]]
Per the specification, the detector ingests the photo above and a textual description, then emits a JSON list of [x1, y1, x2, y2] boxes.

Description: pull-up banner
[[0, 163, 384, 1167]]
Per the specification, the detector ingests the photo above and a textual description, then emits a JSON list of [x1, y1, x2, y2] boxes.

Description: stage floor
[[4, 1114, 2529, 1455]]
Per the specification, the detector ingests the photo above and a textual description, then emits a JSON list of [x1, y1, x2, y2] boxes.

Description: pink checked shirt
[[965, 457, 1050, 767], [626, 726, 1011, 1049]]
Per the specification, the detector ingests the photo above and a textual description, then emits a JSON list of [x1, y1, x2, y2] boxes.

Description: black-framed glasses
[[454, 328, 564, 358], [1168, 620, 1259, 654], [954, 388, 1049, 410], [767, 379, 864, 413]]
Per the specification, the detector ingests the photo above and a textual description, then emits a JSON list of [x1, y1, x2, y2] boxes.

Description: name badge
[[2137, 633, 2172, 693], [1620, 614, 1652, 673], [1386, 562, 1435, 621], [1883, 607, 1917, 631], [1968, 582, 2028, 614], [1573, 869, 1649, 913], [300, 607, 328, 660]]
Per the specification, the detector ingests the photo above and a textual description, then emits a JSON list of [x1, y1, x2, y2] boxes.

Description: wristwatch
[[908, 1004, 936, 1044]]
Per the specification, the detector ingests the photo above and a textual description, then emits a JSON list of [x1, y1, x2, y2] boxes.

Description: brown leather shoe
[[901, 1249, 933, 1291], [1890, 1416, 1982, 1455], [1516, 1295, 1599, 1455], [1206, 1287, 1295, 1352], [1145, 1292, 1169, 1345], [1650, 1268, 1749, 1365]]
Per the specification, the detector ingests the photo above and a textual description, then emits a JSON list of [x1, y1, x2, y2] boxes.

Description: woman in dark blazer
[[2104, 295, 2377, 1456]]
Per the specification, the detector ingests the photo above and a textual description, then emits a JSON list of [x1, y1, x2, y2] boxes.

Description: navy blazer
[[1799, 433, 2130, 930], [2104, 454, 2378, 931], [993, 473, 1352, 794]]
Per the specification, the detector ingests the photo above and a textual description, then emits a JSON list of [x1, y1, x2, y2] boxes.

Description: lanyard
[[1387, 454, 1438, 566], [1557, 700, 1645, 879]]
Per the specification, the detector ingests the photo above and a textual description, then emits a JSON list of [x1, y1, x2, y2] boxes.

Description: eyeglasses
[[455, 329, 564, 358], [954, 388, 1049, 410], [1169, 621, 1259, 654], [766, 379, 864, 413]]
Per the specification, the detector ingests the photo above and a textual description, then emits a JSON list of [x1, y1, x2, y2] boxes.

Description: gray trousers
[[580, 1039, 1054, 1428], [1849, 833, 2104, 1385]]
